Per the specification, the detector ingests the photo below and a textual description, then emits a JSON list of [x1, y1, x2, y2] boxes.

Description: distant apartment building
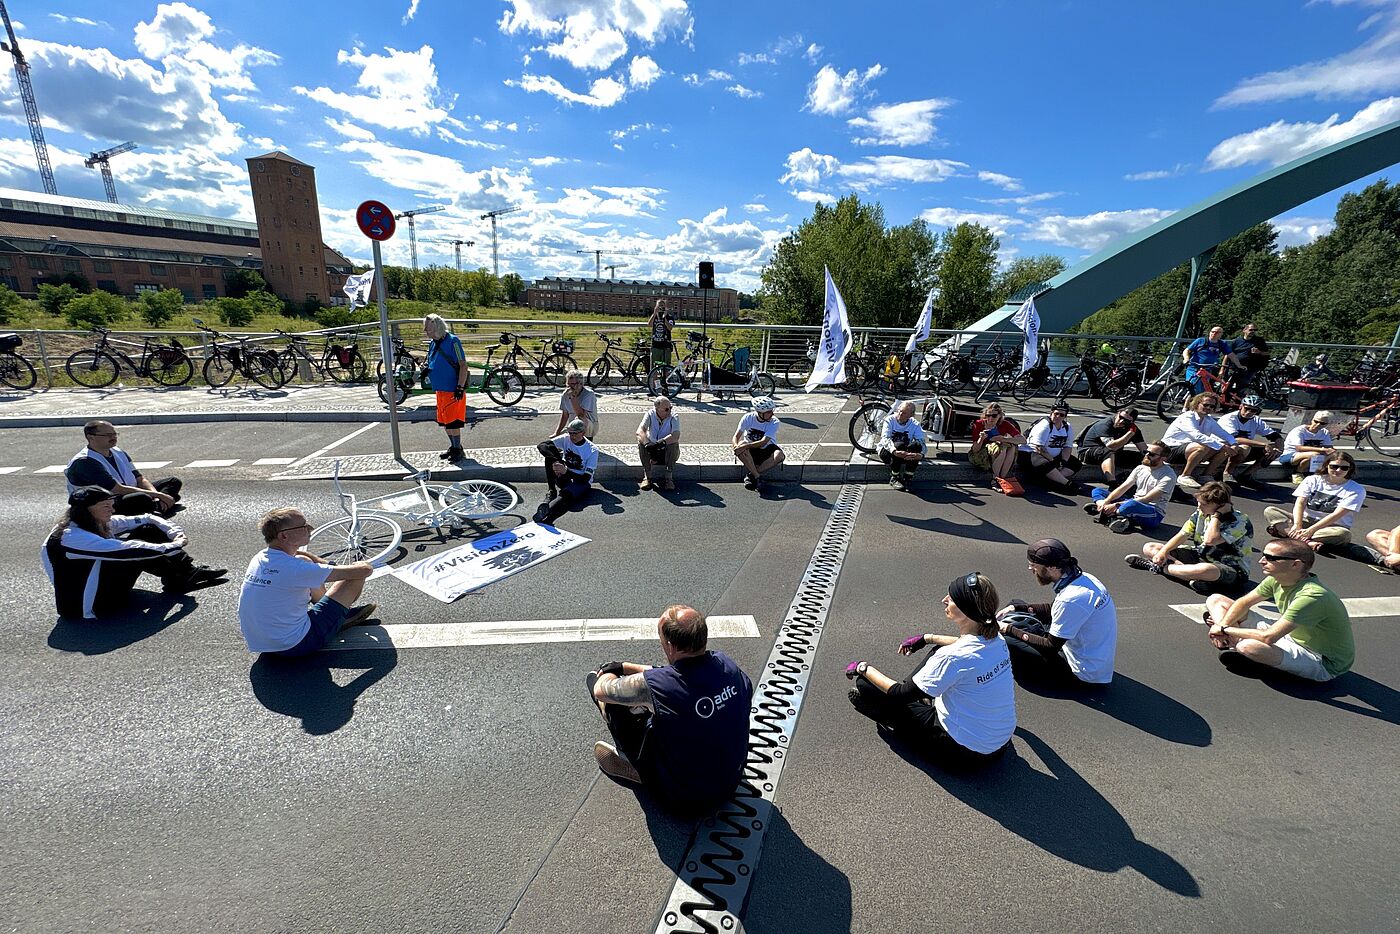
[[524, 276, 739, 320]]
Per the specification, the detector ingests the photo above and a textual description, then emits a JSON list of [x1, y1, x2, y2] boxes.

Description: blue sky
[[1, 1, 1398, 292]]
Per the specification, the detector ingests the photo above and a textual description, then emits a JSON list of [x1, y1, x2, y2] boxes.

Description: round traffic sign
[[356, 200, 396, 241]]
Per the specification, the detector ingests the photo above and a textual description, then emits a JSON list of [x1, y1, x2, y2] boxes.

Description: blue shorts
[[272, 596, 347, 658]]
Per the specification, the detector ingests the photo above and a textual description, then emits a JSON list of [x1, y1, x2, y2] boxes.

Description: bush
[[315, 305, 377, 329], [140, 288, 185, 327], [245, 289, 285, 318], [0, 284, 21, 325], [37, 282, 80, 317], [63, 290, 126, 329], [211, 296, 253, 327], [225, 268, 267, 299]]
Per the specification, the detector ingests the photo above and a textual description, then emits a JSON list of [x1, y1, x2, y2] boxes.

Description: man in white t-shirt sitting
[[733, 397, 784, 491], [1218, 395, 1282, 484], [877, 401, 926, 491], [1084, 442, 1176, 533], [238, 508, 376, 657], [1160, 392, 1240, 493], [997, 538, 1117, 686], [534, 418, 600, 524], [1279, 411, 1335, 482]]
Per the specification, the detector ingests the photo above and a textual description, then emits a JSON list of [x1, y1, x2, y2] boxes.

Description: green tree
[[211, 296, 253, 327], [501, 272, 525, 304], [62, 290, 126, 328], [225, 268, 267, 298], [140, 288, 185, 327], [0, 283, 21, 325], [37, 282, 80, 317], [936, 222, 999, 327], [991, 254, 1068, 309], [245, 289, 285, 319], [758, 194, 940, 327], [464, 267, 500, 306]]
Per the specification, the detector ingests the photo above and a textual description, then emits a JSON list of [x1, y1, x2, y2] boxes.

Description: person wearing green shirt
[[1202, 538, 1354, 681]]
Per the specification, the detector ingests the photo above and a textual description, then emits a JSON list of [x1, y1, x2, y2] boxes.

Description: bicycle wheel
[[1011, 369, 1046, 404], [1102, 373, 1138, 409], [649, 364, 686, 398], [202, 353, 235, 388], [849, 401, 891, 454], [149, 349, 194, 387], [247, 350, 288, 389], [308, 514, 402, 566], [0, 350, 37, 390], [1362, 414, 1400, 458], [483, 366, 525, 406], [750, 371, 777, 396], [1059, 366, 1087, 397], [842, 357, 869, 393], [586, 356, 612, 388], [1155, 381, 1194, 421], [784, 357, 813, 389], [376, 373, 409, 406], [323, 348, 365, 383], [626, 355, 649, 386], [66, 349, 119, 388], [540, 353, 575, 388], [438, 480, 519, 519]]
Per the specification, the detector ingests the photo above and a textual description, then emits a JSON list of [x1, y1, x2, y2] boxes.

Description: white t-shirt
[[912, 634, 1016, 754], [1218, 411, 1276, 441], [878, 414, 926, 453], [1283, 426, 1334, 472], [1294, 475, 1366, 529], [737, 412, 780, 448], [1020, 417, 1072, 456], [237, 548, 334, 653], [549, 432, 599, 478], [1126, 462, 1177, 516], [1050, 571, 1117, 684], [1161, 412, 1234, 450]]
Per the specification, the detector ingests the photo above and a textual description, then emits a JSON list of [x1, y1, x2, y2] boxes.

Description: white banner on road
[[905, 287, 936, 353], [390, 522, 589, 602], [343, 268, 376, 308], [805, 265, 853, 393], [1011, 295, 1041, 373]]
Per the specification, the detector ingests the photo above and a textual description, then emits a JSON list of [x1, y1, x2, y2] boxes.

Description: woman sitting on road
[[844, 572, 1015, 767], [636, 395, 681, 491], [1125, 481, 1254, 595], [968, 402, 1025, 495], [1264, 451, 1366, 552]]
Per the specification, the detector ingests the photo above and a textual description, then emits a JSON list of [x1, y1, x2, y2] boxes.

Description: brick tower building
[[246, 151, 330, 303]]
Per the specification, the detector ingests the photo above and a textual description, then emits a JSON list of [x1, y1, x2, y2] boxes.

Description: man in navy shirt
[[64, 420, 182, 516], [588, 605, 754, 816]]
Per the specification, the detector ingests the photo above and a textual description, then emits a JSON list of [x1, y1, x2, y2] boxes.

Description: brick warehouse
[[0, 150, 353, 303], [525, 276, 739, 320]]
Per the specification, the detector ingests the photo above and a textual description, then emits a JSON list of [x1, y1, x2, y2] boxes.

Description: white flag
[[905, 287, 936, 353], [805, 266, 853, 393], [1011, 295, 1041, 373], [343, 269, 376, 309]]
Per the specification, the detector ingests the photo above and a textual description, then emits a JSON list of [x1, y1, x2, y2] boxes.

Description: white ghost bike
[[308, 459, 519, 566]]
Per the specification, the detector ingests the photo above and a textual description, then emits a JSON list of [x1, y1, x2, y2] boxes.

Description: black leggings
[[113, 477, 183, 516], [1003, 617, 1087, 684], [879, 443, 923, 476]]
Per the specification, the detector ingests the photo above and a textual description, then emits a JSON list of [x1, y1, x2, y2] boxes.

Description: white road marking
[[293, 422, 378, 467], [131, 461, 171, 469], [252, 457, 296, 466], [183, 459, 239, 468], [34, 465, 66, 473], [324, 614, 760, 651], [1170, 595, 1400, 624], [0, 466, 24, 474]]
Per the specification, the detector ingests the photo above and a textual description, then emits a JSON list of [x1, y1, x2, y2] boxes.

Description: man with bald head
[[587, 605, 754, 816]]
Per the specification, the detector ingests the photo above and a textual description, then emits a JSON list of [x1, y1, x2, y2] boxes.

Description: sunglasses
[[280, 523, 314, 534], [1260, 553, 1296, 564], [1327, 464, 1351, 472]]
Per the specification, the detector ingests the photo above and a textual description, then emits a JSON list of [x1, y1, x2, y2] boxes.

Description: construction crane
[[604, 262, 630, 280], [422, 237, 476, 273], [394, 204, 447, 272], [85, 142, 137, 203], [577, 247, 642, 279], [480, 206, 519, 278], [0, 1, 56, 194]]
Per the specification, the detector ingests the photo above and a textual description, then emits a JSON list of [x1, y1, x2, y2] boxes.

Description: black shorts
[[1082, 446, 1141, 471], [750, 443, 781, 466]]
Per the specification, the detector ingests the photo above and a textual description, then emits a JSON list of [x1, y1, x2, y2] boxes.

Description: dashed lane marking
[[183, 459, 240, 468], [1170, 596, 1400, 624], [292, 422, 378, 467], [131, 461, 171, 469], [34, 465, 66, 473], [325, 614, 761, 651], [0, 466, 24, 474], [252, 457, 297, 466]]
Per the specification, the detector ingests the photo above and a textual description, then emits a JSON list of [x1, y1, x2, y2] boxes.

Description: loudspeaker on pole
[[698, 261, 715, 290]]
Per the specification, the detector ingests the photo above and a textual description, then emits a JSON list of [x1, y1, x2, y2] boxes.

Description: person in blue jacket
[[1181, 325, 1230, 394], [424, 314, 469, 462]]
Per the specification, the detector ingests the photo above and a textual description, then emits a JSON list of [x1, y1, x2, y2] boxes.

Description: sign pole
[[371, 238, 409, 471]]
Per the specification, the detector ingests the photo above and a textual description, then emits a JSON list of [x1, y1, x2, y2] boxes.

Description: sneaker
[[1124, 554, 1160, 573], [341, 603, 378, 628], [1222, 471, 1238, 485], [888, 475, 901, 488], [593, 741, 642, 784], [1178, 475, 1201, 493], [438, 448, 455, 460], [164, 567, 229, 594], [1291, 474, 1308, 485], [1082, 502, 1099, 516], [663, 476, 675, 491], [532, 503, 551, 524], [743, 474, 758, 490], [1108, 517, 1133, 534], [1266, 521, 1287, 539], [640, 474, 652, 491]]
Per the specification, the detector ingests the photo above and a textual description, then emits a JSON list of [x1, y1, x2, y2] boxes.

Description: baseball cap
[[566, 417, 588, 433], [1027, 537, 1074, 567], [68, 485, 115, 510]]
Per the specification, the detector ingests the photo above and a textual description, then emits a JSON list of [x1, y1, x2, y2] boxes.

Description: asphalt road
[[3, 464, 1400, 933]]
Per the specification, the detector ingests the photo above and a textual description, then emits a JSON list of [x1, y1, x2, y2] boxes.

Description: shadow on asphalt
[[889, 727, 1202, 898], [760, 484, 832, 508], [46, 592, 197, 654], [733, 806, 853, 934], [1014, 671, 1213, 747], [1217, 654, 1400, 726], [248, 644, 399, 735]]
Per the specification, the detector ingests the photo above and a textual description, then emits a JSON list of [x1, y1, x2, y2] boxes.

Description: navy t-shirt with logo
[[641, 651, 753, 812]]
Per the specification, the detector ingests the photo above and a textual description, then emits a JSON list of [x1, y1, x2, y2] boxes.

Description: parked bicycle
[[1330, 391, 1400, 459], [192, 319, 287, 389], [586, 331, 651, 387], [271, 328, 367, 383], [783, 338, 817, 388], [0, 332, 37, 390], [496, 331, 576, 387], [1055, 349, 1142, 408], [1154, 363, 1276, 420], [377, 336, 526, 407], [65, 327, 195, 388], [648, 330, 776, 399]]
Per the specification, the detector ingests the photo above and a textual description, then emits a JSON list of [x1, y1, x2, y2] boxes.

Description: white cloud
[[498, 0, 693, 71], [779, 148, 841, 187], [918, 207, 1019, 237], [792, 190, 835, 203], [337, 139, 534, 210], [295, 45, 453, 133], [1023, 208, 1174, 252], [506, 73, 627, 107], [977, 170, 1022, 191], [547, 185, 664, 218], [975, 191, 1063, 206], [325, 118, 376, 141], [49, 13, 105, 27], [848, 98, 949, 147], [1273, 215, 1336, 248], [805, 43, 823, 62], [402, 0, 421, 24], [1216, 3, 1400, 106], [1124, 164, 1188, 181], [780, 148, 965, 189], [436, 126, 504, 150], [738, 34, 805, 66], [133, 2, 278, 92], [804, 63, 885, 116], [743, 202, 767, 213], [1205, 97, 1400, 168], [629, 54, 661, 87], [682, 69, 731, 86], [726, 83, 762, 99], [529, 155, 566, 166]]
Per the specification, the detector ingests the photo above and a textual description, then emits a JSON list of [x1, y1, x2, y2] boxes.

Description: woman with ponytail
[[844, 572, 1016, 765]]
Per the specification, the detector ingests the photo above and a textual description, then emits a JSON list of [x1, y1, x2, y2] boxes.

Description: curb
[[0, 409, 445, 428]]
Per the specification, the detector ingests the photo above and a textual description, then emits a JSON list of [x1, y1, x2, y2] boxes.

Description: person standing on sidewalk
[[647, 299, 675, 376], [424, 314, 469, 463]]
